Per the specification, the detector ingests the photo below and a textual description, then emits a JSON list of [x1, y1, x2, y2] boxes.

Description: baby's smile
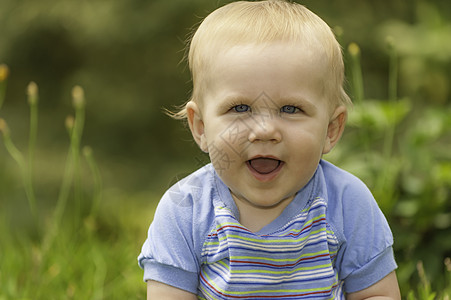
[[246, 157, 284, 182]]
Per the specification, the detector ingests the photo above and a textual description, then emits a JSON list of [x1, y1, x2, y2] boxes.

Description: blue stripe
[[199, 197, 343, 299]]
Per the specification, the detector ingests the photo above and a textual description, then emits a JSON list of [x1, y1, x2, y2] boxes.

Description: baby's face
[[189, 42, 346, 209]]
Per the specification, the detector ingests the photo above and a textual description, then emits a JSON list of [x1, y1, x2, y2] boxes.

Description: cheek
[[208, 119, 250, 155], [289, 126, 327, 156], [207, 137, 246, 179], [203, 127, 239, 172]]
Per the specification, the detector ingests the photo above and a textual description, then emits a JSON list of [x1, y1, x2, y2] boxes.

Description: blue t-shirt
[[138, 160, 397, 299]]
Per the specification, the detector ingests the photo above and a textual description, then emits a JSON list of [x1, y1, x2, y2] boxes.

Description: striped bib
[[198, 197, 345, 299]]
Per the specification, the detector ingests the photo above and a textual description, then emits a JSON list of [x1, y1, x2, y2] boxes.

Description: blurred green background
[[1, 0, 450, 298]]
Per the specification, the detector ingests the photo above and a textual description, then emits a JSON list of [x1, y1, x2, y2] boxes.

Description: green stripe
[[198, 283, 216, 300], [202, 270, 337, 295], [203, 227, 327, 246], [279, 214, 326, 234], [225, 262, 333, 274], [223, 228, 327, 244], [207, 259, 333, 274], [230, 249, 330, 262]]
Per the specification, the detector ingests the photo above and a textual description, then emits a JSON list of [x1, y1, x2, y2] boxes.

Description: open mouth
[[247, 157, 283, 176]]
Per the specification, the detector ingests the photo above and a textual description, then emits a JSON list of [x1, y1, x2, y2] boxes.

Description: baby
[[139, 1, 401, 299]]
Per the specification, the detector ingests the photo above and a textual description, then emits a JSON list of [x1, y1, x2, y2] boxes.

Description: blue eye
[[280, 105, 300, 114], [233, 104, 251, 113]]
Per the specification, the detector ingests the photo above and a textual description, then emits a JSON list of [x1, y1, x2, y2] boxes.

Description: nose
[[248, 116, 282, 143]]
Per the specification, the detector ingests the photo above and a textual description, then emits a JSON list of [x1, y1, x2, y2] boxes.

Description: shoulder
[[139, 164, 218, 277], [149, 164, 218, 257], [319, 159, 372, 201], [319, 159, 379, 220], [319, 161, 397, 293], [319, 159, 392, 241], [157, 164, 217, 220]]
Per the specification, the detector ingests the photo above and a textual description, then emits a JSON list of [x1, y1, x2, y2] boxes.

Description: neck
[[231, 193, 295, 233]]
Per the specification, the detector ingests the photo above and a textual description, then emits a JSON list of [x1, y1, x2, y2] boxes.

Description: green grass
[[1, 39, 451, 298], [0, 76, 157, 299]]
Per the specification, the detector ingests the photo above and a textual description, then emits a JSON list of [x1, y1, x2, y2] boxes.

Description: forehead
[[207, 41, 329, 92], [218, 41, 327, 68], [201, 42, 333, 112]]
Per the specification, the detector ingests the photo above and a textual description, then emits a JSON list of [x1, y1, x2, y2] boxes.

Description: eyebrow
[[279, 96, 318, 112], [217, 95, 252, 110], [217, 94, 320, 113]]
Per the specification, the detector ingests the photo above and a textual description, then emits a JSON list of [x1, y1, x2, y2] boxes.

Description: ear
[[186, 101, 208, 152], [323, 106, 347, 154]]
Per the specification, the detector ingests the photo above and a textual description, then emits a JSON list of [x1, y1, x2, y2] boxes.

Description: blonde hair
[[171, 0, 351, 119]]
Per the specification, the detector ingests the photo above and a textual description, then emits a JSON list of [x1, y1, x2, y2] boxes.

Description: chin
[[248, 193, 295, 208]]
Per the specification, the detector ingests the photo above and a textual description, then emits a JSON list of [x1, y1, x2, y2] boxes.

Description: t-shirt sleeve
[[328, 170, 397, 293], [137, 188, 201, 294]]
